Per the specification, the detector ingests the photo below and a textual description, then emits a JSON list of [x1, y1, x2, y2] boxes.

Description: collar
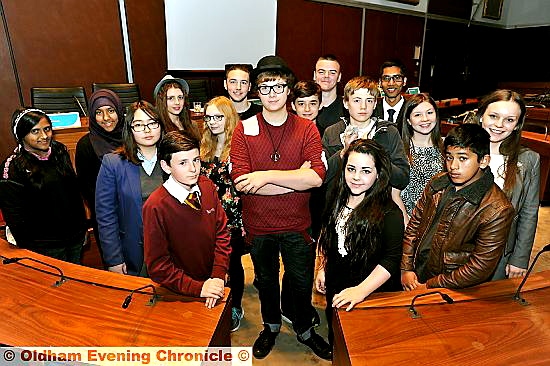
[[431, 168, 495, 205], [383, 96, 404, 114], [25, 146, 52, 161], [137, 150, 158, 176], [163, 175, 201, 204]]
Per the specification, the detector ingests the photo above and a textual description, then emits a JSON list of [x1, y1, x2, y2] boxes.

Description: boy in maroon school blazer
[[143, 131, 231, 308]]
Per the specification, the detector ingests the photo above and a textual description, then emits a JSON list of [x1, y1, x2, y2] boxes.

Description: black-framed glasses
[[131, 121, 160, 132], [258, 83, 287, 95], [203, 114, 224, 122], [381, 74, 404, 83]]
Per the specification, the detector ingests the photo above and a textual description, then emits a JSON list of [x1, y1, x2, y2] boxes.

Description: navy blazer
[[95, 153, 145, 275]]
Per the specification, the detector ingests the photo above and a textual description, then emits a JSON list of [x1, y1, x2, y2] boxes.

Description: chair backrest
[[92, 83, 141, 107], [187, 79, 210, 104], [31, 87, 88, 116]]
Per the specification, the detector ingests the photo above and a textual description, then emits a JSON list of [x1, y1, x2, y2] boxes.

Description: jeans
[[33, 234, 86, 265], [250, 230, 316, 336], [229, 229, 246, 309]]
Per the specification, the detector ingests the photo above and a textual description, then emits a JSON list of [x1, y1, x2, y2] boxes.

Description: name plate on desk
[[48, 112, 81, 130]]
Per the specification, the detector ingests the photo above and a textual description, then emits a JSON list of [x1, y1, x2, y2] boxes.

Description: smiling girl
[[476, 89, 540, 280], [315, 139, 403, 343], [1, 108, 87, 263], [200, 96, 246, 331], [154, 75, 200, 137], [395, 93, 444, 224]]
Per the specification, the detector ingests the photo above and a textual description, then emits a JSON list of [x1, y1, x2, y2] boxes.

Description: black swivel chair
[[31, 86, 88, 116], [187, 79, 210, 104], [92, 82, 141, 107]]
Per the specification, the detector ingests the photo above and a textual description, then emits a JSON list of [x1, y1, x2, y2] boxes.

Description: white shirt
[[383, 97, 405, 121], [489, 153, 506, 189], [162, 175, 201, 204], [335, 206, 353, 257], [339, 119, 377, 148]]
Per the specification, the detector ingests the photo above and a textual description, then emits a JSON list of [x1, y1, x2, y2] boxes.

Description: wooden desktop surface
[[0, 238, 231, 347], [334, 271, 550, 366]]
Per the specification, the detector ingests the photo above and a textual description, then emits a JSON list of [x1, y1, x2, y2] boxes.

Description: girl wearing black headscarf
[[0, 108, 87, 263], [76, 89, 124, 210], [75, 89, 124, 256]]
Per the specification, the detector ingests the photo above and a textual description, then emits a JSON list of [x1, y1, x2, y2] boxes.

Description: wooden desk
[[334, 271, 550, 365], [190, 110, 205, 134], [524, 107, 550, 137], [436, 98, 479, 121], [0, 239, 231, 347], [52, 116, 89, 168]]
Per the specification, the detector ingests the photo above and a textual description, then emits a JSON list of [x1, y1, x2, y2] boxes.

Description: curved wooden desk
[[0, 239, 230, 347], [334, 271, 550, 365]]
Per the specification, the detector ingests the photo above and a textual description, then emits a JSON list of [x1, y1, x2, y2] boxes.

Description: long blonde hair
[[200, 96, 239, 162]]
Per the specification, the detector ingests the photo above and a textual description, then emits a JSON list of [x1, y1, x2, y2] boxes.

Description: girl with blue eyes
[[476, 90, 540, 281], [315, 139, 403, 344], [395, 93, 444, 224]]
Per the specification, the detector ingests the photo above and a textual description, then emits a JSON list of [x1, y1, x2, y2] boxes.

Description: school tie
[[184, 191, 201, 210], [387, 109, 396, 122]]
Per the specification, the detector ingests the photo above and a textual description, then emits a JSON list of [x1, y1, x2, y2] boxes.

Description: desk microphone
[[513, 243, 550, 305], [73, 96, 87, 117], [2, 256, 67, 287], [121, 284, 158, 309], [408, 291, 454, 319]]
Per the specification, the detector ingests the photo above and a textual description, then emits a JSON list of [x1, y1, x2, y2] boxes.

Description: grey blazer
[[492, 148, 540, 279]]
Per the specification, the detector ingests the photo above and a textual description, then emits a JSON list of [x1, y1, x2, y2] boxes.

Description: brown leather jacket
[[401, 169, 514, 289]]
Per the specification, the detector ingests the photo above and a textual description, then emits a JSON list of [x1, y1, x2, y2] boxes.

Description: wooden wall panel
[[0, 1, 20, 161], [363, 10, 424, 86], [363, 10, 399, 78], [277, 0, 361, 92], [125, 0, 167, 103], [276, 0, 323, 82], [321, 3, 363, 87], [393, 13, 424, 87], [2, 0, 126, 107]]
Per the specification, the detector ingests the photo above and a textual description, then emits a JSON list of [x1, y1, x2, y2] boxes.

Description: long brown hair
[[475, 89, 526, 196], [154, 82, 199, 137], [200, 96, 239, 162]]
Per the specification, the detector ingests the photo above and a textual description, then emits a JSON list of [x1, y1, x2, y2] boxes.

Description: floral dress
[[400, 145, 444, 215], [201, 157, 243, 232]]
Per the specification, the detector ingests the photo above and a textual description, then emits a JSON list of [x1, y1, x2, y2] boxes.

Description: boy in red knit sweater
[[143, 131, 231, 308], [230, 55, 330, 360]]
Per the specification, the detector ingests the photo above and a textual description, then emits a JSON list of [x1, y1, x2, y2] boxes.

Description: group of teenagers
[[0, 54, 540, 362]]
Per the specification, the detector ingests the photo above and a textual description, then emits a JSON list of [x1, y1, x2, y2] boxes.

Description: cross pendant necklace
[[271, 151, 281, 162], [263, 115, 289, 163]]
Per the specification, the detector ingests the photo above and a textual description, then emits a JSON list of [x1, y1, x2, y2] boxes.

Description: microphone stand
[[121, 284, 159, 309], [513, 243, 550, 306], [408, 291, 454, 319], [3, 256, 67, 287]]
